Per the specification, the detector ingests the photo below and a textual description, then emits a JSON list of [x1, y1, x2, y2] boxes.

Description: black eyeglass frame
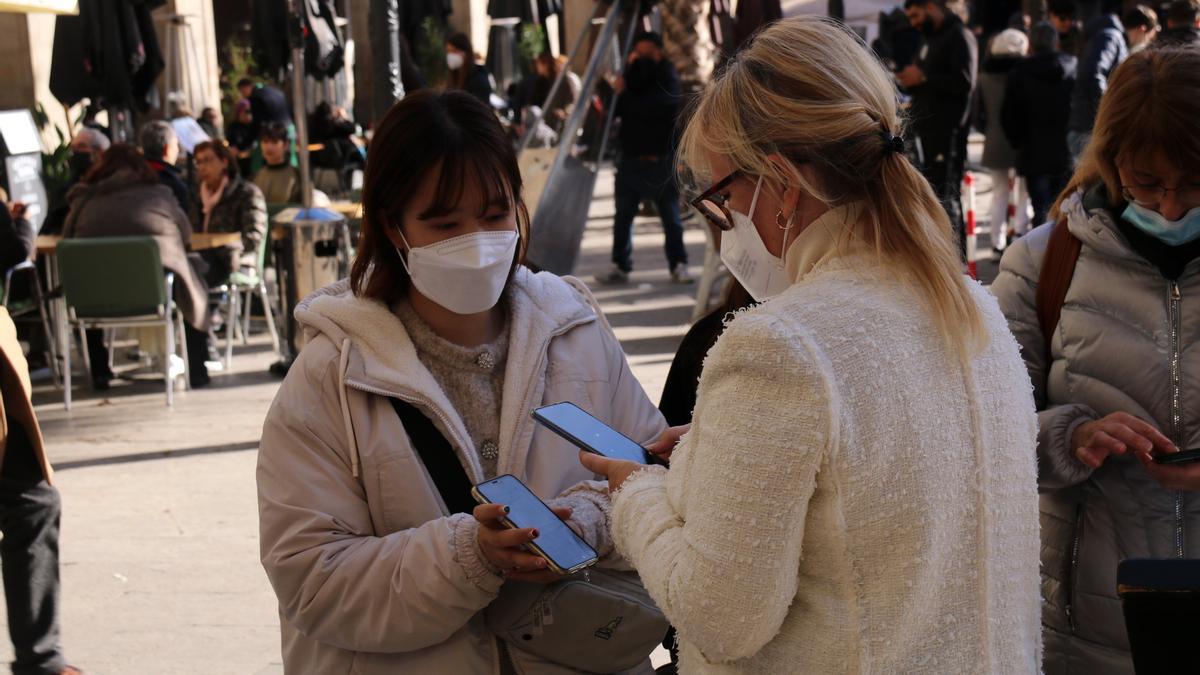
[[689, 169, 744, 232]]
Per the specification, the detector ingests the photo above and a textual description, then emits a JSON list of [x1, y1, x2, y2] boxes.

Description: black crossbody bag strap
[[388, 398, 477, 515]]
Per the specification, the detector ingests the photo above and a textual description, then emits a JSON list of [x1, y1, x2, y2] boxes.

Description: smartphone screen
[[473, 474, 598, 573], [532, 402, 651, 464]]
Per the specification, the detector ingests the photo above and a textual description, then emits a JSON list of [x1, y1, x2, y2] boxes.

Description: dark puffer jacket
[[1002, 52, 1078, 178], [1068, 14, 1127, 133], [192, 176, 267, 269], [992, 187, 1200, 674]]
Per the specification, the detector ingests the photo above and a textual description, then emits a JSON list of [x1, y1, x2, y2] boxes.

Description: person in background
[[40, 128, 112, 237], [1122, 4, 1160, 53], [1066, 6, 1127, 163], [1048, 0, 1085, 56], [979, 28, 1031, 255], [225, 99, 256, 178], [1159, 0, 1200, 46], [512, 52, 578, 137], [236, 78, 291, 140], [1002, 21, 1078, 228], [253, 122, 302, 205], [139, 120, 189, 213], [62, 144, 210, 389], [308, 102, 364, 192], [197, 107, 223, 141], [191, 141, 267, 289], [445, 33, 493, 106], [0, 308, 81, 675], [583, 16, 1040, 672], [992, 46, 1200, 674], [0, 200, 35, 274], [596, 31, 691, 286], [897, 0, 979, 258]]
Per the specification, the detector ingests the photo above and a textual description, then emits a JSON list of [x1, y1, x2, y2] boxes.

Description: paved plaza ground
[[4, 145, 1005, 673]]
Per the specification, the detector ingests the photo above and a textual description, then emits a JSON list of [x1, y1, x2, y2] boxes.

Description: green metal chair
[[214, 217, 282, 370], [56, 237, 189, 409]]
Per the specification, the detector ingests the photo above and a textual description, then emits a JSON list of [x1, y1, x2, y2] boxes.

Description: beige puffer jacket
[[257, 268, 666, 674], [992, 188, 1200, 674]]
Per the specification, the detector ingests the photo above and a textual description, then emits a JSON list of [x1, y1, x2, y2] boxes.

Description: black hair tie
[[881, 131, 905, 155]]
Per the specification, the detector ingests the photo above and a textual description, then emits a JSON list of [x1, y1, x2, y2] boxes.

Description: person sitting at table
[[139, 120, 190, 214], [62, 144, 210, 389], [191, 140, 267, 288], [252, 122, 302, 205], [225, 99, 256, 178]]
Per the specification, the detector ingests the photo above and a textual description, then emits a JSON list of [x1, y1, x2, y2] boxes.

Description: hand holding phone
[[473, 474, 598, 575], [1152, 448, 1200, 466]]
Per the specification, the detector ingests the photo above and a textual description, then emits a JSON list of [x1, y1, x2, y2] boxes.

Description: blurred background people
[[1160, 0, 1200, 46], [139, 120, 189, 213], [191, 141, 267, 291], [897, 0, 979, 258], [253, 122, 302, 205], [61, 145, 210, 389], [1048, 0, 1085, 56], [225, 99, 256, 178], [1066, 5, 1127, 163], [1123, 4, 1160, 53], [979, 28, 1031, 254], [445, 32, 493, 106], [1002, 21, 1078, 228]]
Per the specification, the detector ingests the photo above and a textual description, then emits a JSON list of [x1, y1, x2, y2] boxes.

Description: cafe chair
[[213, 234, 280, 370], [56, 237, 190, 409], [2, 260, 60, 384]]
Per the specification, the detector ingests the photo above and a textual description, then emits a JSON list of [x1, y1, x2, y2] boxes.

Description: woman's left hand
[[1139, 451, 1200, 492], [579, 451, 643, 493]]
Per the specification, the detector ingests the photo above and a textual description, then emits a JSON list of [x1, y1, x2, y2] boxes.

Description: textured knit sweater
[[394, 298, 510, 479], [609, 208, 1043, 673]]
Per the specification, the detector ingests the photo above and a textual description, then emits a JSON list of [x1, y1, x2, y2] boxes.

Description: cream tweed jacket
[[610, 223, 1042, 673]]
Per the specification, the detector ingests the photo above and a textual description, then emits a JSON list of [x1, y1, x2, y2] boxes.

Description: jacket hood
[[1063, 186, 1145, 263], [1023, 52, 1076, 82], [1084, 13, 1123, 39], [296, 266, 595, 393], [295, 266, 599, 478]]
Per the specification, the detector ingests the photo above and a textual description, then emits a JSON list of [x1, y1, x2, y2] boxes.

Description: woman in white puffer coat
[[256, 90, 665, 674]]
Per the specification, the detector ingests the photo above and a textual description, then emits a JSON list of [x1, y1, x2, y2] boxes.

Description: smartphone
[[532, 401, 651, 464], [1153, 448, 1200, 466], [471, 474, 598, 574]]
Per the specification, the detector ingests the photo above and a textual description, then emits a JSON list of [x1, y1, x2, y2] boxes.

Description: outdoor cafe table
[[36, 232, 243, 396]]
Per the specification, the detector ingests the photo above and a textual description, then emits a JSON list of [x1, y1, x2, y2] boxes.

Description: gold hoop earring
[[775, 210, 794, 230]]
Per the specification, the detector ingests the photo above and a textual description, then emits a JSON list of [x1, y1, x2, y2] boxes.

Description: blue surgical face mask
[[1121, 201, 1200, 246]]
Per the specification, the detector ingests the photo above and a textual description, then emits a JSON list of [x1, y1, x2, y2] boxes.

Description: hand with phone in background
[[1142, 448, 1200, 492], [473, 475, 598, 583]]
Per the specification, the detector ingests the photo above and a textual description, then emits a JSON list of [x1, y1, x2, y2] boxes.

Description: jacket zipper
[[1066, 503, 1084, 632], [1170, 282, 1185, 558]]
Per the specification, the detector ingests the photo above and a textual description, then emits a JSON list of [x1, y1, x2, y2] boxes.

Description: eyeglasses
[[1121, 183, 1200, 209], [689, 170, 743, 231]]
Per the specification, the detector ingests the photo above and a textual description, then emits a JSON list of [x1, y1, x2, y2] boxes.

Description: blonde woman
[[581, 16, 1042, 672]]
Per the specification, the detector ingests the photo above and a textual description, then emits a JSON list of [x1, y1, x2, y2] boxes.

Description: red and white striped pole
[[963, 171, 978, 280]]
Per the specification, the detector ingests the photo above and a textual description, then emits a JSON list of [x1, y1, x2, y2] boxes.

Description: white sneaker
[[169, 354, 186, 380], [669, 264, 694, 284]]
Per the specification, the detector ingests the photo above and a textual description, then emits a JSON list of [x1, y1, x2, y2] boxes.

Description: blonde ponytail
[[679, 16, 986, 356]]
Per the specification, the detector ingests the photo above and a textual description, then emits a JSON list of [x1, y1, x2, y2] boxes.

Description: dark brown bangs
[[419, 142, 518, 221]]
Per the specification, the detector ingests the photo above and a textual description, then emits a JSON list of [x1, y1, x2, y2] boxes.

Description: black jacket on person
[[1002, 52, 1078, 178], [148, 160, 190, 215], [1159, 24, 1200, 47], [909, 13, 978, 159], [0, 208, 35, 273], [615, 57, 682, 159], [1068, 14, 1127, 133], [249, 84, 292, 138]]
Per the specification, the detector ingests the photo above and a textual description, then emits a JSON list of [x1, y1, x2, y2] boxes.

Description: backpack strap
[[389, 398, 478, 515], [1034, 218, 1083, 361]]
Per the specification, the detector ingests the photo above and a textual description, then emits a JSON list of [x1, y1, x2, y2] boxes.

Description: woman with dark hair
[[446, 32, 494, 106], [993, 47, 1200, 672], [256, 90, 665, 673], [192, 140, 267, 286], [62, 144, 210, 388]]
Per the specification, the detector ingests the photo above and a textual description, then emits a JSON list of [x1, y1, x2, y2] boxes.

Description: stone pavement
[[3, 143, 1005, 673]]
